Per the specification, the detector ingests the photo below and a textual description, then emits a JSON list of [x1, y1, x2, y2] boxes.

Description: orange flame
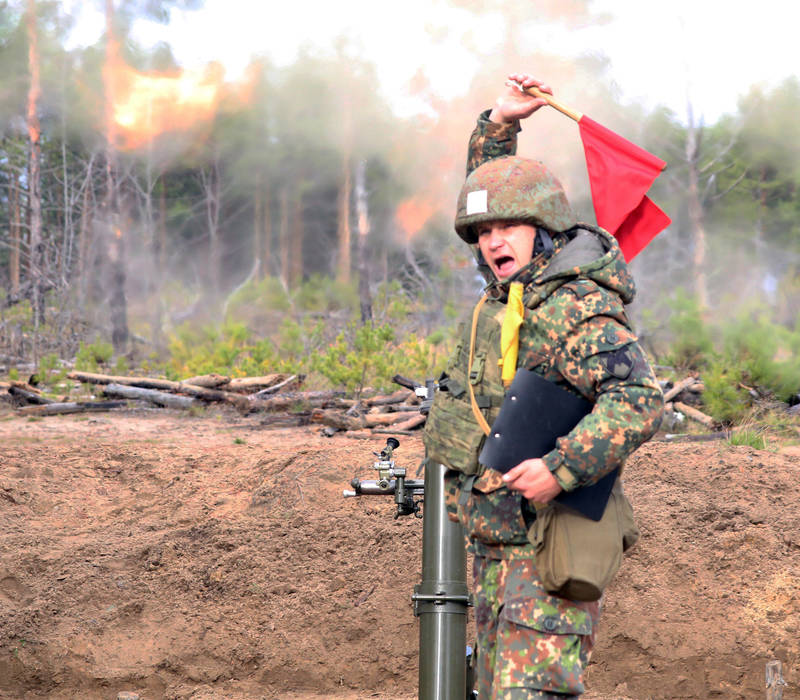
[[396, 197, 436, 240], [104, 40, 254, 150]]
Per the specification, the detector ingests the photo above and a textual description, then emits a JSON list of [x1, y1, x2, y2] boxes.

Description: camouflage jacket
[[444, 110, 664, 559]]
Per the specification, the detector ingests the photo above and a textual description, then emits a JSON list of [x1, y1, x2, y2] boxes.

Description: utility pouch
[[527, 479, 640, 602], [422, 377, 487, 475]]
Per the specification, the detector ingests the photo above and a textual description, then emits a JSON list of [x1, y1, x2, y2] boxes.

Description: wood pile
[[1, 372, 428, 438], [4, 367, 782, 442]]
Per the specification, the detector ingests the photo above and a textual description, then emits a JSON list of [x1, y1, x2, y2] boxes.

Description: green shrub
[[720, 314, 800, 402], [311, 321, 447, 396], [75, 340, 114, 371], [35, 353, 67, 387], [702, 360, 751, 424], [664, 290, 714, 369], [166, 317, 316, 379]]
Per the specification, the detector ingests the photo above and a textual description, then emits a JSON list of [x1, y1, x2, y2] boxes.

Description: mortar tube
[[413, 461, 469, 700]]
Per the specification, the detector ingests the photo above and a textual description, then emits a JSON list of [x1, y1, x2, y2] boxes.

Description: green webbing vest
[[422, 297, 508, 475]]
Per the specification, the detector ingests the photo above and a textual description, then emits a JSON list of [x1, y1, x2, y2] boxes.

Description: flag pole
[[516, 83, 583, 123]]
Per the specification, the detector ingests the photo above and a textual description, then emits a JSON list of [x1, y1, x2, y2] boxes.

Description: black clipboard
[[478, 368, 617, 521]]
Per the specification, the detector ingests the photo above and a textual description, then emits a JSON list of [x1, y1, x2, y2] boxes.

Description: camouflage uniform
[[440, 110, 664, 698]]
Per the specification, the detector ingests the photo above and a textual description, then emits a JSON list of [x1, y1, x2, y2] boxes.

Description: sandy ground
[[0, 406, 798, 699]]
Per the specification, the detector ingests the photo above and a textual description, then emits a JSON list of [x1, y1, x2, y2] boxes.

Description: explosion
[[104, 39, 254, 150]]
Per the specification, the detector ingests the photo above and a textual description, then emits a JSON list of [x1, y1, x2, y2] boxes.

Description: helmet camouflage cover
[[455, 156, 576, 243]]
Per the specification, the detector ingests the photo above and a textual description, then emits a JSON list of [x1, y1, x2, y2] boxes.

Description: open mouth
[[492, 255, 517, 277]]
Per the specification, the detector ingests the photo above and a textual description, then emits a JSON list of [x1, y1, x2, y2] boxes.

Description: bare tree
[[104, 0, 129, 351], [355, 159, 371, 323], [25, 0, 43, 349]]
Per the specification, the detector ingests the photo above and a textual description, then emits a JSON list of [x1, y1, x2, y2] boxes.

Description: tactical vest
[[423, 297, 508, 475]]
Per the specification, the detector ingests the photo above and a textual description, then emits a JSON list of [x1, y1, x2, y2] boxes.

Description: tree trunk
[[104, 0, 129, 352], [201, 160, 222, 297], [290, 189, 303, 288], [279, 187, 290, 289], [261, 177, 271, 277], [685, 102, 708, 311], [355, 160, 372, 323], [78, 164, 92, 305], [337, 155, 351, 283], [253, 170, 263, 276], [25, 0, 43, 347], [9, 172, 20, 295]]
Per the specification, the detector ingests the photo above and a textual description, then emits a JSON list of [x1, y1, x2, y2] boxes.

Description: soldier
[[423, 74, 664, 698]]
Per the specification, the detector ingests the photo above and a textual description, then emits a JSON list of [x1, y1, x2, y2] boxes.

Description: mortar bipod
[[342, 437, 424, 518]]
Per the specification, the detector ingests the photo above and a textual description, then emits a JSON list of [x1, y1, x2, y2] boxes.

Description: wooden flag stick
[[512, 82, 584, 123]]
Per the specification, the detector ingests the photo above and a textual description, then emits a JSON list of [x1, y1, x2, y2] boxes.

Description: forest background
[[1, 0, 799, 430]]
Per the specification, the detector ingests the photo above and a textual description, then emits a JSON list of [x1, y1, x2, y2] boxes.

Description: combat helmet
[[454, 156, 576, 243]]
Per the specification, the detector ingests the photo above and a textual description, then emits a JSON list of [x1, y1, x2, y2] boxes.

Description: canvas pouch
[[527, 479, 639, 601]]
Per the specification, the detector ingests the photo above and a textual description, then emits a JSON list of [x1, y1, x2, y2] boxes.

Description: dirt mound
[[0, 409, 797, 699]]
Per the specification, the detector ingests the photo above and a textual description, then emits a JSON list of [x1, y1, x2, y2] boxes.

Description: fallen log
[[18, 401, 127, 416], [383, 413, 426, 431], [366, 389, 414, 406], [250, 391, 345, 413], [662, 376, 698, 403], [103, 384, 200, 410], [659, 431, 730, 442], [180, 373, 231, 388], [392, 374, 422, 391], [310, 408, 365, 431], [67, 371, 249, 410], [251, 374, 301, 398], [370, 428, 418, 436], [673, 401, 715, 428], [226, 374, 300, 393], [8, 385, 55, 405], [363, 411, 420, 427]]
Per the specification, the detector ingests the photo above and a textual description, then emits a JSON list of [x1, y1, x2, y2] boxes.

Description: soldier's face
[[477, 221, 537, 280]]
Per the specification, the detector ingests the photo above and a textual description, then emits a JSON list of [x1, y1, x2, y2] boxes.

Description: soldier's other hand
[[488, 73, 553, 124], [501, 458, 562, 502]]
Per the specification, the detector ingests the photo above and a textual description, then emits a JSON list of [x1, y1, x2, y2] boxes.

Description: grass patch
[[728, 429, 768, 450]]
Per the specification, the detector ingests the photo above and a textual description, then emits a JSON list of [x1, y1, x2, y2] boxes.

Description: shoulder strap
[[468, 294, 492, 436]]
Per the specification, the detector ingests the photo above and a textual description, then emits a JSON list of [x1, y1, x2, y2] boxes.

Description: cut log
[[8, 385, 55, 405], [248, 391, 345, 413], [18, 401, 127, 416], [392, 374, 422, 390], [384, 413, 426, 431], [226, 374, 300, 393], [370, 428, 418, 436], [366, 389, 414, 406], [103, 384, 200, 410], [10, 380, 43, 394], [363, 410, 421, 427], [250, 374, 301, 398], [67, 371, 249, 410], [673, 401, 715, 428], [310, 408, 365, 431], [180, 373, 231, 388], [660, 431, 730, 442], [663, 376, 697, 403]]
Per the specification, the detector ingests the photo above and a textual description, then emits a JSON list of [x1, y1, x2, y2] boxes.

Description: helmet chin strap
[[534, 227, 555, 257]]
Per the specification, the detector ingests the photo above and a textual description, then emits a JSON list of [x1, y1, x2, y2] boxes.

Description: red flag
[[578, 116, 671, 262]]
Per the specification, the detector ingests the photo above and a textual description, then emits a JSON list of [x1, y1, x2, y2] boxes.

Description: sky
[[64, 0, 800, 125]]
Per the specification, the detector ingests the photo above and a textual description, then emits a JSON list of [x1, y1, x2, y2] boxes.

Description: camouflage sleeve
[[540, 316, 664, 491], [466, 109, 521, 175]]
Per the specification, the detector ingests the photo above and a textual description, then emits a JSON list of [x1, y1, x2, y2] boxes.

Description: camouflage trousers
[[472, 556, 600, 699]]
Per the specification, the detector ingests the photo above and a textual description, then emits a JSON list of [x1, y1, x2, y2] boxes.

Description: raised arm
[[466, 73, 554, 175]]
